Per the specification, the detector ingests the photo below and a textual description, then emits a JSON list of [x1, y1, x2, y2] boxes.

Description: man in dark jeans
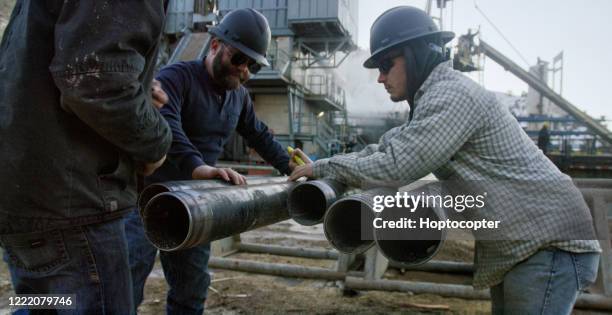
[[0, 1, 171, 314], [290, 6, 600, 314], [125, 8, 299, 314]]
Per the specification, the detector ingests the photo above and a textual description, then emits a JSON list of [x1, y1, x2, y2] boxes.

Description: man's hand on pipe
[[288, 148, 314, 181], [192, 165, 247, 185]]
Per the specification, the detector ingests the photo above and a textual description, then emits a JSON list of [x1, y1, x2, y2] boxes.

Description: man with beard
[[124, 8, 297, 314]]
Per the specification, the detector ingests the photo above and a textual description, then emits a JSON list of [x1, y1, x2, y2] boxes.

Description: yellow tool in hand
[[287, 146, 305, 166]]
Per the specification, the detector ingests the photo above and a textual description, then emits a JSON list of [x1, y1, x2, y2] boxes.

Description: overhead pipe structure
[[288, 179, 347, 225], [478, 39, 612, 144], [142, 182, 295, 251], [138, 176, 289, 211]]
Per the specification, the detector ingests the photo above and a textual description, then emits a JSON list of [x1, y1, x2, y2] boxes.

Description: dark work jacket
[[148, 59, 290, 184], [0, 1, 172, 234]]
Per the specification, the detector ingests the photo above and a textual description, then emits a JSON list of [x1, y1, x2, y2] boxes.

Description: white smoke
[[335, 48, 409, 115]]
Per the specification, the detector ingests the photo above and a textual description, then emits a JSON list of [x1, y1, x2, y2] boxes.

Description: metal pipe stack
[[287, 181, 447, 266], [142, 176, 447, 266]]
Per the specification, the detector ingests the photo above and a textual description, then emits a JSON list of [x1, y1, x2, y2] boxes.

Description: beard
[[386, 86, 407, 102], [212, 48, 249, 90], [390, 93, 407, 102]]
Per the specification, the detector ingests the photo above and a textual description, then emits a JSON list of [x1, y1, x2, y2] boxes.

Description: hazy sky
[[355, 0, 611, 126]]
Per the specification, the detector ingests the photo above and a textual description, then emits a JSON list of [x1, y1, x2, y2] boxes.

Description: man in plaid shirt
[[289, 6, 601, 314]]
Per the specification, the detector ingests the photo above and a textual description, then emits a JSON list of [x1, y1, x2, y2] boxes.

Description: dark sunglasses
[[377, 51, 403, 75], [226, 45, 262, 74]]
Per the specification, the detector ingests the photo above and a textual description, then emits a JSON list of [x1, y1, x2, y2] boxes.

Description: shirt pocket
[[0, 229, 70, 273]]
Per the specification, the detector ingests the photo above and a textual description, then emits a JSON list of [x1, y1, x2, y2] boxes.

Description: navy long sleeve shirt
[[148, 59, 290, 183]]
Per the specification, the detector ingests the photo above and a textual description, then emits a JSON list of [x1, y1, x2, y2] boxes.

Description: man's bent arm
[[50, 1, 170, 163], [156, 65, 208, 176], [313, 88, 485, 187]]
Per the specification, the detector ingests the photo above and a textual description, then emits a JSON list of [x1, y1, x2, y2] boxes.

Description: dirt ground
[[0, 220, 604, 315], [133, 221, 609, 315], [0, 220, 491, 314], [136, 220, 492, 315], [1, 220, 604, 314]]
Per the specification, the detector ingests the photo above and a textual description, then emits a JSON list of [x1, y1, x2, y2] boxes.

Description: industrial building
[[161, 0, 359, 165]]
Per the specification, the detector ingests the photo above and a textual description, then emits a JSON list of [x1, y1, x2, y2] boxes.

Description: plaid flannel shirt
[[313, 61, 601, 289]]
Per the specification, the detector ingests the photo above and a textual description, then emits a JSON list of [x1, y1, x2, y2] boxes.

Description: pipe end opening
[[143, 194, 190, 251]]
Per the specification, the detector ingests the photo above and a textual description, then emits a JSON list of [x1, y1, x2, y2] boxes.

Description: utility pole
[[425, 0, 452, 32], [551, 51, 564, 96]]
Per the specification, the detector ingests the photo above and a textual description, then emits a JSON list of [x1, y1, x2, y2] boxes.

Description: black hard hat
[[209, 8, 271, 67], [363, 6, 454, 68]]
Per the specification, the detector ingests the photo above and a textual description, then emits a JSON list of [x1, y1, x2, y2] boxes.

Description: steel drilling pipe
[[288, 179, 347, 225], [324, 183, 447, 266], [373, 209, 446, 266], [142, 182, 295, 251], [138, 176, 288, 211], [373, 186, 447, 266], [236, 242, 474, 274], [323, 188, 395, 254], [208, 257, 346, 281]]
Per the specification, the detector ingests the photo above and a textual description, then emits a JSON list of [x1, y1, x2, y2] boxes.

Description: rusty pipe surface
[[138, 176, 288, 211], [142, 182, 295, 251], [288, 179, 347, 226], [373, 184, 447, 266], [323, 188, 395, 254]]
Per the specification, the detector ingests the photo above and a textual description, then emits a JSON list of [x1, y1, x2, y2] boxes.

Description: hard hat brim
[[363, 30, 454, 69], [210, 27, 271, 67]]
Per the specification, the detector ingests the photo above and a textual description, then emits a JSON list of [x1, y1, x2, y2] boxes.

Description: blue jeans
[[1, 218, 133, 315], [124, 209, 211, 315], [490, 249, 599, 315]]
